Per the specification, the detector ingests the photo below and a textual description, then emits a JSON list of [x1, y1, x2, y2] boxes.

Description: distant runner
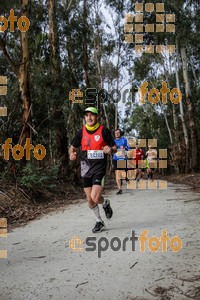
[[146, 145, 157, 181], [113, 129, 128, 195], [69, 107, 117, 233], [131, 144, 144, 181]]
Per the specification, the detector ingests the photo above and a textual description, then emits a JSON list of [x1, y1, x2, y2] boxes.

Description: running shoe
[[92, 221, 106, 233], [116, 189, 122, 195], [103, 199, 113, 219]]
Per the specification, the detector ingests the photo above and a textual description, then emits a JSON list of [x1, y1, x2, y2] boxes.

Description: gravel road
[[0, 181, 200, 299]]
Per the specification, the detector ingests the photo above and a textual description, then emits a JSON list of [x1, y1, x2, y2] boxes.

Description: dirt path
[[0, 181, 200, 299]]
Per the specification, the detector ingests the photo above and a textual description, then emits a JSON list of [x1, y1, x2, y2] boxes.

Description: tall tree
[[181, 47, 199, 171], [172, 49, 190, 173], [0, 0, 31, 146], [47, 0, 68, 177], [83, 0, 90, 88]]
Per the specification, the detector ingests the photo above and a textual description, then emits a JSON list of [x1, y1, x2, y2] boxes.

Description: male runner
[[146, 145, 157, 181], [113, 129, 128, 195], [131, 144, 144, 181], [69, 107, 117, 233]]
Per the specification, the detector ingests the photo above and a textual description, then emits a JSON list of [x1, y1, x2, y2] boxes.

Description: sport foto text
[[139, 81, 182, 104], [0, 9, 30, 33], [69, 230, 182, 258], [1, 138, 46, 161], [69, 81, 181, 107]]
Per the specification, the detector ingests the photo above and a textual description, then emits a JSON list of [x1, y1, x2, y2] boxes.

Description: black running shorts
[[82, 173, 105, 188]]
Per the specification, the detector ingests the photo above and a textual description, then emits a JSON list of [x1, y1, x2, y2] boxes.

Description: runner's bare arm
[[69, 145, 77, 160]]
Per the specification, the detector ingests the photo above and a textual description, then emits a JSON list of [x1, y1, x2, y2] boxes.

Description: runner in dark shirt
[[71, 125, 115, 177], [69, 107, 117, 233]]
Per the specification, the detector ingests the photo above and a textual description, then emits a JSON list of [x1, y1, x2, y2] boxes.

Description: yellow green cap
[[84, 107, 98, 115]]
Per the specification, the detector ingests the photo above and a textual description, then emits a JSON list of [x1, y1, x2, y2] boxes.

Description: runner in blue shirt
[[113, 129, 128, 194]]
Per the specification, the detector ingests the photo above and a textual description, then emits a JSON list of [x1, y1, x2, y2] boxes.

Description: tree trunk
[[83, 0, 90, 88], [159, 103, 173, 144], [0, 0, 30, 176], [0, 0, 31, 147], [163, 64, 178, 143], [115, 31, 121, 130], [181, 47, 199, 171], [47, 0, 60, 74], [97, 29, 102, 123], [94, 25, 109, 128], [47, 0, 68, 177], [163, 58, 180, 173], [19, 0, 31, 146], [172, 50, 190, 173], [186, 46, 198, 96], [93, 1, 103, 122], [169, 57, 179, 141]]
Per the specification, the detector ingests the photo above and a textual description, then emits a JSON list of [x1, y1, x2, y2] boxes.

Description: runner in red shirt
[[131, 144, 144, 181], [69, 107, 117, 233]]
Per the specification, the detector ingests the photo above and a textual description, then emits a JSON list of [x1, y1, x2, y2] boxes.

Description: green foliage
[[17, 163, 59, 191]]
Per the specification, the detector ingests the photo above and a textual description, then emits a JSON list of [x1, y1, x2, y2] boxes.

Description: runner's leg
[[150, 169, 154, 180], [114, 160, 122, 194], [137, 169, 142, 180], [84, 187, 96, 208], [84, 187, 103, 223], [90, 184, 110, 232], [135, 166, 140, 181], [115, 170, 122, 190], [91, 184, 104, 205], [115, 171, 123, 194], [91, 180, 113, 219]]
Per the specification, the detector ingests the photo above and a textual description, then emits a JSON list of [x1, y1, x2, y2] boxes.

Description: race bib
[[116, 149, 126, 158], [87, 150, 104, 159]]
